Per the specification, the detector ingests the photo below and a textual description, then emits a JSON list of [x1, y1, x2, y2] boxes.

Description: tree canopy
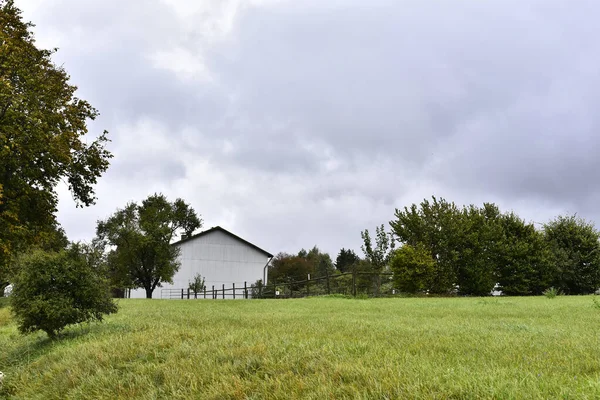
[[0, 1, 111, 288], [96, 194, 202, 298], [335, 248, 360, 273], [543, 215, 600, 294]]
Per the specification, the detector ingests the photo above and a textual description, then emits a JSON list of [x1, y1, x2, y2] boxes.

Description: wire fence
[[160, 271, 397, 299]]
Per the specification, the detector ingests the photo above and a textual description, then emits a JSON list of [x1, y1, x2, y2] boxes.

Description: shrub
[[10, 246, 118, 338], [188, 273, 205, 299], [543, 287, 561, 299], [391, 244, 436, 294]]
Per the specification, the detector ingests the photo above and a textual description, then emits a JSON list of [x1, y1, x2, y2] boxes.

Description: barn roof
[[172, 226, 274, 258]]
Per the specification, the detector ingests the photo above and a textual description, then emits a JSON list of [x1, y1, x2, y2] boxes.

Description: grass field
[[1, 296, 600, 399]]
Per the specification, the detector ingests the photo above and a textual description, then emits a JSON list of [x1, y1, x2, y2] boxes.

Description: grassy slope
[[1, 296, 599, 399]]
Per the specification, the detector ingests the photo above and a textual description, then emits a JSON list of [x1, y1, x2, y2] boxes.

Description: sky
[[17, 0, 600, 258]]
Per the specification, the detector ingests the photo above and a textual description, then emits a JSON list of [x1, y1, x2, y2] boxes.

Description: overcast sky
[[18, 0, 600, 257]]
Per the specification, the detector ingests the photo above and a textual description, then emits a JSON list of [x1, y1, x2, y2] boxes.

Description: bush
[[543, 287, 561, 299], [10, 246, 118, 338], [188, 273, 205, 299], [391, 244, 436, 294]]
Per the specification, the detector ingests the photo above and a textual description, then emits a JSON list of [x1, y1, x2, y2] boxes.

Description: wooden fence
[[160, 271, 396, 299]]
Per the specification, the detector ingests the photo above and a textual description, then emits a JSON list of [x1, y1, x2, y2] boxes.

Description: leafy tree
[[335, 248, 360, 273], [361, 225, 395, 271], [267, 253, 313, 289], [390, 197, 462, 294], [543, 215, 600, 294], [454, 203, 504, 296], [10, 245, 117, 338], [304, 246, 335, 277], [188, 273, 205, 299], [496, 213, 553, 296], [361, 224, 395, 295], [0, 2, 111, 288], [96, 194, 202, 299], [391, 244, 435, 293]]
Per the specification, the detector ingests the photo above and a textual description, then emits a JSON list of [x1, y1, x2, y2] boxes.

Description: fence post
[[233, 283, 236, 299], [222, 284, 225, 299], [212, 285, 215, 299], [244, 281, 247, 299], [326, 270, 331, 295], [187, 288, 190, 299], [306, 278, 310, 297], [181, 289, 184, 299], [352, 269, 357, 297], [204, 286, 206, 299]]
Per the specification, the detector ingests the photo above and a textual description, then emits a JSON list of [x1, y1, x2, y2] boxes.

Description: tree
[[391, 244, 435, 293], [361, 224, 396, 295], [454, 203, 504, 296], [10, 245, 117, 338], [390, 197, 462, 294], [267, 252, 313, 289], [96, 194, 202, 299], [0, 1, 111, 288], [496, 213, 553, 296], [303, 246, 335, 277], [543, 215, 600, 294], [188, 273, 205, 299], [335, 248, 360, 273]]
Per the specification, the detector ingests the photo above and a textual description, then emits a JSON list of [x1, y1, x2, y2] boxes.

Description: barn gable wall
[[129, 229, 270, 298]]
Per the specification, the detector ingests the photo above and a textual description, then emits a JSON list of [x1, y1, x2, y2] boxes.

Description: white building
[[129, 226, 273, 299]]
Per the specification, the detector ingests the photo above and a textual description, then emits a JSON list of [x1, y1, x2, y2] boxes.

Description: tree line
[[267, 197, 600, 297]]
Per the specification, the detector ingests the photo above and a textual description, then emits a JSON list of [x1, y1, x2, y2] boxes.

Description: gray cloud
[[18, 0, 600, 257]]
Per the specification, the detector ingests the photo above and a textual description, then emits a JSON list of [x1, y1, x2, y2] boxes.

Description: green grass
[[1, 296, 600, 399]]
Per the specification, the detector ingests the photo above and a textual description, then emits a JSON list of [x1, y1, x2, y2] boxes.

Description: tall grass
[[1, 296, 600, 399]]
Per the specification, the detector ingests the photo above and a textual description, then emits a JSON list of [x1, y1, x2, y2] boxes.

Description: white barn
[[129, 226, 273, 299]]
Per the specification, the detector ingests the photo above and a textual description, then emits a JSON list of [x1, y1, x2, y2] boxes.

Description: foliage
[[391, 197, 565, 296], [9, 245, 117, 338], [496, 213, 554, 296], [301, 246, 335, 277], [361, 224, 395, 295], [2, 297, 600, 398], [360, 224, 395, 272], [543, 215, 600, 294], [335, 248, 360, 273], [0, 1, 111, 287], [390, 197, 462, 294], [391, 244, 435, 293], [267, 253, 313, 289], [543, 287, 561, 299], [454, 203, 504, 296], [188, 273, 205, 299], [96, 193, 202, 299], [250, 279, 264, 298]]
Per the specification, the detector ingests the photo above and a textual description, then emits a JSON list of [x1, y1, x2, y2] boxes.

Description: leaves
[[0, 1, 111, 281], [96, 194, 202, 298]]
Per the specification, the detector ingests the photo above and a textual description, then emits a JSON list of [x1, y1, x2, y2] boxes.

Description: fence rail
[[161, 271, 396, 300]]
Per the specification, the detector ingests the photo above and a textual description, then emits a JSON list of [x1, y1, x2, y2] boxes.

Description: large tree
[[96, 194, 202, 299], [543, 215, 600, 294], [0, 1, 111, 290], [390, 197, 462, 294], [496, 212, 553, 296]]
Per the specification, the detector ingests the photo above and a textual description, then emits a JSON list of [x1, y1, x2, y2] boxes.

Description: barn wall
[[129, 229, 270, 298]]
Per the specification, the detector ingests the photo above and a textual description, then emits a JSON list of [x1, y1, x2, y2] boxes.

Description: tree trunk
[[145, 287, 153, 299]]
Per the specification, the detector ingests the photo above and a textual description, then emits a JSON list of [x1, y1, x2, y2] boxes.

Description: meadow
[[1, 296, 599, 399]]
